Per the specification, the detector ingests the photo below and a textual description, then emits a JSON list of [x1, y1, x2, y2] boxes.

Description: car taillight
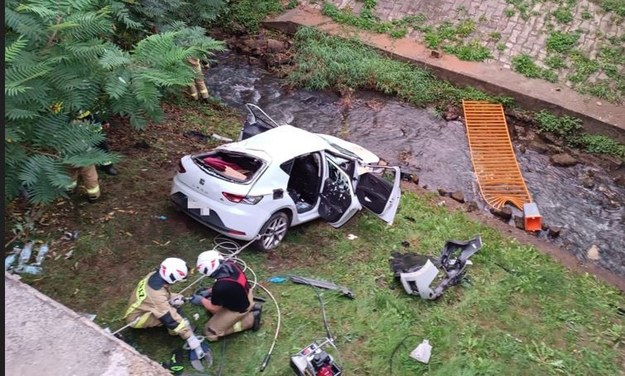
[[178, 160, 186, 173], [222, 192, 263, 205]]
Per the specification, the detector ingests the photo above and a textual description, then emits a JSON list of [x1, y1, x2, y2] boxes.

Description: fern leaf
[[5, 36, 28, 63]]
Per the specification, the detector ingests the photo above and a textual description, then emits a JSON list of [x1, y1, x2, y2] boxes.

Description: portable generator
[[289, 339, 342, 376]]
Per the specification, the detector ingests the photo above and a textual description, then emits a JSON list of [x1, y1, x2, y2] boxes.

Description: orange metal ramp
[[462, 100, 532, 211]]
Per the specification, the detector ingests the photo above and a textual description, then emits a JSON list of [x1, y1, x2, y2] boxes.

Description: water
[[205, 53, 625, 277]]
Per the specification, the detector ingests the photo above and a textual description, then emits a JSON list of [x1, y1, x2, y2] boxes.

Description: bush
[[533, 111, 582, 137], [4, 0, 225, 203]]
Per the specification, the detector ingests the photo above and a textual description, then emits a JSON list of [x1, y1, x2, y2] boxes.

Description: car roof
[[220, 125, 334, 164]]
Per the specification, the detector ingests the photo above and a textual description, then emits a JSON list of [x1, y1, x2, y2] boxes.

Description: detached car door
[[318, 158, 362, 228], [355, 165, 401, 225]]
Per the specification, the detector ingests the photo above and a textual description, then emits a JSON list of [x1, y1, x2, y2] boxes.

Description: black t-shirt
[[211, 278, 249, 313]]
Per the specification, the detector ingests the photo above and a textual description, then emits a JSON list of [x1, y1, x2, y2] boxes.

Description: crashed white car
[[170, 104, 401, 251]]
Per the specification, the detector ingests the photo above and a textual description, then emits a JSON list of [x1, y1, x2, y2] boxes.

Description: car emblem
[[199, 179, 205, 185]]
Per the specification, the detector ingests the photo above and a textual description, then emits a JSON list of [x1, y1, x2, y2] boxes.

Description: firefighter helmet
[[196, 250, 224, 277], [159, 258, 188, 284]]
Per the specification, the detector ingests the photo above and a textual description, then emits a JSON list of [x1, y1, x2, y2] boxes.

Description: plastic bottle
[[18, 265, 42, 275], [18, 242, 34, 266], [410, 339, 432, 364], [34, 243, 49, 265], [5, 254, 18, 270]]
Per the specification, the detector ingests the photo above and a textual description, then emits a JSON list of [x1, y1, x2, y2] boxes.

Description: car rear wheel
[[256, 212, 289, 251]]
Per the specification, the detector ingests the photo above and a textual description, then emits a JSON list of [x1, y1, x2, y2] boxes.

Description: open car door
[[355, 166, 401, 225], [319, 158, 362, 228]]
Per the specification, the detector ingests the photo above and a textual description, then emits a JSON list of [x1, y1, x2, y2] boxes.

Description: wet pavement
[[205, 53, 625, 277]]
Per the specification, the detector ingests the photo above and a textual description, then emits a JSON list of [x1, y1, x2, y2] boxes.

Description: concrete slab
[[5, 273, 170, 376], [264, 6, 625, 144]]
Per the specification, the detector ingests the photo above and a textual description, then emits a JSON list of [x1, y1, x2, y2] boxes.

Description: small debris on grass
[[193, 313, 200, 321], [410, 339, 432, 364], [81, 313, 97, 321], [347, 234, 358, 240], [268, 276, 287, 283], [401, 241, 410, 248], [64, 249, 74, 260], [154, 215, 168, 220], [404, 216, 416, 222], [61, 230, 79, 241]]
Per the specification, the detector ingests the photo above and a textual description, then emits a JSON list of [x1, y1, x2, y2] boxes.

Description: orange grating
[[462, 100, 532, 210]]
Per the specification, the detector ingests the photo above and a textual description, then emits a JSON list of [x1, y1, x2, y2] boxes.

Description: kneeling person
[[124, 258, 206, 359], [191, 250, 261, 341]]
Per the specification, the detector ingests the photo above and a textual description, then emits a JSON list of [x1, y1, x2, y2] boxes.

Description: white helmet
[[196, 250, 224, 277], [159, 258, 188, 284]]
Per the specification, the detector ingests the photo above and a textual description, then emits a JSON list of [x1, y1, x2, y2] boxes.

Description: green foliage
[[533, 111, 582, 137], [552, 7, 574, 24], [4, 0, 225, 203], [444, 40, 492, 61], [597, 0, 625, 16], [504, 8, 515, 17], [546, 31, 580, 53], [575, 134, 625, 158], [218, 0, 283, 33], [490, 32, 502, 41], [289, 27, 511, 108], [581, 10, 593, 19], [511, 54, 557, 82], [125, 0, 226, 35], [545, 54, 567, 69]]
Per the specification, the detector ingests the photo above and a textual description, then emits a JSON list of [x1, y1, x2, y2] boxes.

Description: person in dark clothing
[[76, 110, 119, 176], [190, 250, 262, 341]]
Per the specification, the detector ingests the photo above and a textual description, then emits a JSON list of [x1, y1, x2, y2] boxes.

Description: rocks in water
[[528, 139, 550, 153], [518, 144, 527, 154], [442, 106, 460, 121], [550, 153, 578, 167], [513, 215, 525, 229], [547, 225, 562, 238], [450, 191, 465, 203], [587, 245, 601, 261], [579, 170, 595, 189], [490, 206, 513, 221], [465, 201, 478, 213], [400, 172, 419, 185], [612, 169, 625, 188], [437, 188, 450, 197], [266, 39, 288, 53]]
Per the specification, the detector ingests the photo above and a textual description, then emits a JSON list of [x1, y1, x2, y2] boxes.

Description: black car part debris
[[289, 281, 343, 376], [289, 275, 354, 299], [390, 236, 482, 300]]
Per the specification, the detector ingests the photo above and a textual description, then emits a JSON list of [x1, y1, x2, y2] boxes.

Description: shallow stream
[[205, 53, 625, 277]]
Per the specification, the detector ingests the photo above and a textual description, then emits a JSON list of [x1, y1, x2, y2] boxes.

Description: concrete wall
[[5, 273, 171, 376]]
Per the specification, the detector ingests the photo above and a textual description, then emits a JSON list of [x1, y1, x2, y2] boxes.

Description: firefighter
[[75, 110, 119, 176], [187, 57, 210, 101], [190, 250, 262, 341], [124, 258, 208, 360]]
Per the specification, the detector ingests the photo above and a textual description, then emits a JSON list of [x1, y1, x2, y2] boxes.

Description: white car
[[170, 104, 402, 251]]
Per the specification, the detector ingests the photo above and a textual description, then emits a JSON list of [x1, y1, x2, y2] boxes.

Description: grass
[[533, 111, 625, 160], [511, 54, 558, 82], [218, 0, 284, 32], [546, 31, 580, 53], [13, 183, 625, 375], [287, 28, 509, 108], [552, 7, 574, 24], [6, 72, 625, 375]]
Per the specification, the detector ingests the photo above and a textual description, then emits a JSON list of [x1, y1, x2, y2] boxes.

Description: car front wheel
[[256, 212, 289, 251]]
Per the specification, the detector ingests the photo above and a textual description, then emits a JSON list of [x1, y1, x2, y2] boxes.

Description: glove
[[169, 294, 185, 308], [186, 335, 205, 360], [195, 287, 212, 298], [190, 294, 204, 306]]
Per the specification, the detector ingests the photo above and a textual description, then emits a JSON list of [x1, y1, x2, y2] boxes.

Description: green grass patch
[[534, 110, 582, 137], [444, 40, 493, 61], [20, 187, 625, 375], [552, 7, 574, 24], [546, 31, 580, 53], [490, 32, 502, 41], [218, 0, 284, 32], [545, 54, 567, 70], [575, 134, 625, 158], [511, 54, 558, 82], [594, 0, 625, 16], [505, 8, 516, 17], [321, 2, 421, 39], [289, 27, 510, 107]]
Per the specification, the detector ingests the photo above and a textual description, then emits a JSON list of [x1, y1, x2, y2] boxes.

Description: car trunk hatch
[[178, 150, 265, 203]]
